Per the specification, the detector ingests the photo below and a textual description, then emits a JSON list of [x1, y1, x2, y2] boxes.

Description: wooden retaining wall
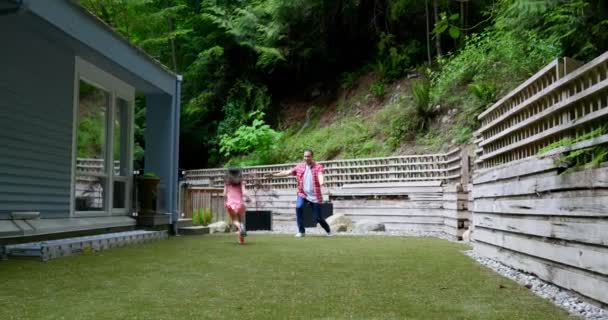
[[183, 149, 471, 239], [472, 52, 608, 304]]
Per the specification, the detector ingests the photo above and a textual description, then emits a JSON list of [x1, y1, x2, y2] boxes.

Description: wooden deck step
[[5, 230, 168, 261], [177, 219, 194, 228]]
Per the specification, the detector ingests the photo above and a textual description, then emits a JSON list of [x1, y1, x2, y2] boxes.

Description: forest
[[79, 0, 608, 169]]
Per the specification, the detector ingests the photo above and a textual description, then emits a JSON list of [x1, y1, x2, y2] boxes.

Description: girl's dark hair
[[225, 167, 243, 185]]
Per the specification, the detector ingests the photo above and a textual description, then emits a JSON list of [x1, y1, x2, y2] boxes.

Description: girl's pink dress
[[224, 183, 246, 215]]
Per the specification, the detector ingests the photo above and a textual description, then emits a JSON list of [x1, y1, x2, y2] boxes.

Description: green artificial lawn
[[0, 235, 574, 320]]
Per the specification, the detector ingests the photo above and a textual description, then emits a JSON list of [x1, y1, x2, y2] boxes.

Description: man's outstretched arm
[[268, 169, 293, 178]]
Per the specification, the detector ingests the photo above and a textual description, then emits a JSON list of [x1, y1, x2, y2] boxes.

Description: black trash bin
[[302, 202, 333, 227], [245, 210, 272, 231]]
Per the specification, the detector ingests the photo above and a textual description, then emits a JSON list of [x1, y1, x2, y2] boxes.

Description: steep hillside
[[275, 72, 457, 162]]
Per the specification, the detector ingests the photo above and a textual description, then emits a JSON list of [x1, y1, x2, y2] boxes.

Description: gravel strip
[[464, 249, 608, 320]]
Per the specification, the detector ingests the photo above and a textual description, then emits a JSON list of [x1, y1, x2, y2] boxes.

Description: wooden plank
[[477, 59, 559, 120], [474, 213, 608, 246], [250, 190, 298, 196], [475, 228, 608, 275], [340, 181, 442, 188], [473, 157, 557, 185], [480, 106, 608, 162], [407, 195, 445, 201], [254, 203, 447, 212], [329, 167, 463, 176], [473, 166, 608, 198], [330, 199, 443, 209], [473, 192, 608, 216], [443, 210, 470, 220], [442, 183, 464, 193], [443, 225, 466, 238], [461, 148, 470, 187], [443, 201, 468, 210], [475, 241, 608, 304], [386, 223, 444, 232], [330, 194, 444, 202], [325, 161, 456, 170], [445, 148, 462, 157], [332, 208, 447, 217], [346, 215, 445, 225], [443, 217, 467, 228], [332, 186, 443, 195], [188, 187, 224, 192], [442, 193, 468, 201], [480, 78, 608, 147]]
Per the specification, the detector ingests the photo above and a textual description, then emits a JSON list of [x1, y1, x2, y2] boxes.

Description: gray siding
[[0, 15, 75, 219]]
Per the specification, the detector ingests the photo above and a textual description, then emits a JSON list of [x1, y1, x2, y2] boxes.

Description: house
[[0, 0, 181, 249]]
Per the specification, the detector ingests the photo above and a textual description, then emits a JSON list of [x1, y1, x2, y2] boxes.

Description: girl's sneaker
[[239, 235, 245, 244]]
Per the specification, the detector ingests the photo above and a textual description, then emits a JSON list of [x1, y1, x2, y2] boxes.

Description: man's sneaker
[[326, 232, 333, 237], [295, 233, 304, 238]]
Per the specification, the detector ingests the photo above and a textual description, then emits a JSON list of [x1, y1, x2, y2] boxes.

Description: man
[[267, 149, 331, 237]]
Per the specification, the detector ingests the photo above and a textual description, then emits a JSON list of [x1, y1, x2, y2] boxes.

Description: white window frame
[[70, 57, 135, 217]]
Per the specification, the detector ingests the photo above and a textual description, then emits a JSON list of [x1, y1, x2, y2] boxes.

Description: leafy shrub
[[201, 208, 213, 226], [416, 130, 443, 150], [375, 99, 418, 150], [220, 111, 282, 164], [341, 72, 358, 90], [469, 81, 497, 106], [218, 79, 272, 137], [370, 80, 385, 98], [411, 79, 435, 131], [192, 210, 201, 225], [193, 208, 213, 226], [430, 30, 559, 104], [433, 12, 462, 40], [376, 33, 421, 80], [452, 126, 474, 145]]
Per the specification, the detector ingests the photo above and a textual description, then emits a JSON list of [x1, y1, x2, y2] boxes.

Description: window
[[72, 57, 134, 216]]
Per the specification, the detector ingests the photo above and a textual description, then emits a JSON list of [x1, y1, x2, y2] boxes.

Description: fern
[[538, 126, 607, 155], [411, 79, 435, 131], [538, 125, 608, 174]]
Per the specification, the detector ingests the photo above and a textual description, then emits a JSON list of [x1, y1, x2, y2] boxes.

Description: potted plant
[[137, 172, 160, 215]]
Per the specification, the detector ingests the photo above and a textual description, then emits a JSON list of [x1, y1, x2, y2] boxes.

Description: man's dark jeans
[[295, 196, 331, 234]]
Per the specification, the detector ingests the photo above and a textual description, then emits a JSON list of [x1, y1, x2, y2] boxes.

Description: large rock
[[332, 224, 348, 232], [326, 214, 353, 232], [354, 220, 386, 233], [207, 221, 230, 234]]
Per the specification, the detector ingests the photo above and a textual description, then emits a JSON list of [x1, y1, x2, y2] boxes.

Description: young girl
[[223, 167, 248, 244]]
